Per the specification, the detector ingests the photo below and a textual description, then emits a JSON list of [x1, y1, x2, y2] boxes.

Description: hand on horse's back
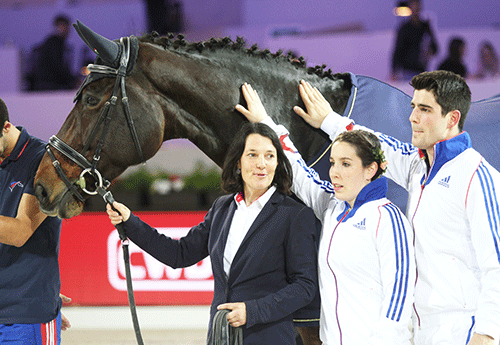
[[235, 83, 269, 123], [236, 81, 333, 130], [293, 80, 333, 129]]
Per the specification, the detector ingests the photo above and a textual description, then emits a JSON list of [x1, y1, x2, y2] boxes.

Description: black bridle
[[45, 36, 145, 203], [45, 36, 146, 345]]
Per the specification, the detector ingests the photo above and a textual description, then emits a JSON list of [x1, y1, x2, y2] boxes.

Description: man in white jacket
[[290, 71, 500, 345]]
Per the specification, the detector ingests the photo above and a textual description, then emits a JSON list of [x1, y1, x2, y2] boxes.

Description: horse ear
[[73, 20, 122, 67]]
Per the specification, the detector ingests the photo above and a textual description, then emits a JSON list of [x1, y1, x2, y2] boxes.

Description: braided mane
[[139, 32, 341, 81]]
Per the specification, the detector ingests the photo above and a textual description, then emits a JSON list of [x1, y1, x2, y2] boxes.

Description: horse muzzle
[[34, 180, 84, 219]]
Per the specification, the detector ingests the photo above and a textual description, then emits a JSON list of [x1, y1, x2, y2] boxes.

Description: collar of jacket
[[1, 126, 30, 167], [337, 176, 388, 222], [419, 131, 471, 186]]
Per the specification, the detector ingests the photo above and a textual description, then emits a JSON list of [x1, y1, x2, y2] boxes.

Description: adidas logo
[[438, 176, 451, 188], [353, 218, 366, 230]]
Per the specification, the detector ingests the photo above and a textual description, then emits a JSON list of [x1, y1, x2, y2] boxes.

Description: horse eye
[[85, 96, 99, 107]]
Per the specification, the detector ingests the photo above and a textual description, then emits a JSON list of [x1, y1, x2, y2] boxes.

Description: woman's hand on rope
[[217, 302, 247, 327], [235, 83, 269, 123], [293, 80, 333, 128], [106, 201, 131, 225]]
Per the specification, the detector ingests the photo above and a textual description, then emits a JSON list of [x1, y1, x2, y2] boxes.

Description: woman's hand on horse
[[217, 302, 247, 327], [235, 83, 269, 123], [106, 202, 131, 224], [293, 80, 334, 128]]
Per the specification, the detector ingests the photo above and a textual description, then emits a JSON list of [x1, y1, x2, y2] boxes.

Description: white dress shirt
[[223, 186, 276, 276]]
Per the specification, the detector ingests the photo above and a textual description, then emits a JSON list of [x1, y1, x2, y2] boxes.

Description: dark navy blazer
[[123, 190, 320, 344]]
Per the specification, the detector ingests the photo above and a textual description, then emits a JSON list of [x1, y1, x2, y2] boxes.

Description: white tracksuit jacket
[[261, 117, 415, 345], [320, 112, 500, 343]]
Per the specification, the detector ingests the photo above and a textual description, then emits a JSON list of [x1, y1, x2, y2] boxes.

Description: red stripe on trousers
[[41, 318, 56, 345]]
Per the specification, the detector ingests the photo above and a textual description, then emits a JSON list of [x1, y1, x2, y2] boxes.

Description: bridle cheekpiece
[[45, 36, 145, 203]]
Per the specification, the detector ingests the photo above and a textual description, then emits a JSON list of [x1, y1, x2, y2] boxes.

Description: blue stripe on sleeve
[[379, 133, 417, 156], [477, 162, 500, 262], [297, 158, 335, 194], [383, 203, 410, 321]]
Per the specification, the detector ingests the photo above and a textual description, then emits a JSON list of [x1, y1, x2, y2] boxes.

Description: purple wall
[[0, 0, 498, 90], [242, 0, 500, 32], [1, 0, 498, 54]]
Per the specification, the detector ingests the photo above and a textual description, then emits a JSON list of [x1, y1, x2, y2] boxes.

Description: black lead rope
[[97, 187, 145, 345], [211, 309, 243, 345]]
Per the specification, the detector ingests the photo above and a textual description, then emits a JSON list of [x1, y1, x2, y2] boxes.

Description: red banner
[[59, 212, 214, 306]]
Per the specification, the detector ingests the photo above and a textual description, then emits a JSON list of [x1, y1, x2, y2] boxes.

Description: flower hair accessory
[[372, 147, 388, 173]]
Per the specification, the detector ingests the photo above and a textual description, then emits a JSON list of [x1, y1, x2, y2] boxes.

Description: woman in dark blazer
[[107, 122, 320, 344]]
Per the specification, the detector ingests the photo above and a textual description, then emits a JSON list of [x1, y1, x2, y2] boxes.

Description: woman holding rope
[[107, 122, 320, 344]]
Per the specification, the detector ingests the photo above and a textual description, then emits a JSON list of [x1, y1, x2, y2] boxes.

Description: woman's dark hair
[[221, 122, 293, 195], [333, 130, 386, 181]]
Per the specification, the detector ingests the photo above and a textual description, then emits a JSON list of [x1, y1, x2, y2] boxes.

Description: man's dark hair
[[0, 98, 9, 137], [221, 122, 293, 195], [411, 70, 471, 131]]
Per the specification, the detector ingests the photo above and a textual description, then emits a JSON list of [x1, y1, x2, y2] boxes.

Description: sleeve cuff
[[120, 213, 139, 237], [320, 111, 354, 140], [244, 300, 258, 328], [260, 116, 278, 129]]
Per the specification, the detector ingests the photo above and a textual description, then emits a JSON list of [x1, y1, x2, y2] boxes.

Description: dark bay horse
[[34, 21, 500, 220], [33, 21, 354, 219]]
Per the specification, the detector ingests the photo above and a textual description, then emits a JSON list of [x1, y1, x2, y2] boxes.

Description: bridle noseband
[[45, 36, 145, 203], [46, 135, 108, 202]]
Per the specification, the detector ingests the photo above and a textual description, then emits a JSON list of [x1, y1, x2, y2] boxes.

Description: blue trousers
[[0, 312, 61, 345]]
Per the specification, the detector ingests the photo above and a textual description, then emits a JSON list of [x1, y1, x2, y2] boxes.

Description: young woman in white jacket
[[235, 83, 416, 345]]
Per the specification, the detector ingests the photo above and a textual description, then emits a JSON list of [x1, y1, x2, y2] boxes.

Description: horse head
[[34, 21, 166, 218], [34, 21, 352, 219]]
